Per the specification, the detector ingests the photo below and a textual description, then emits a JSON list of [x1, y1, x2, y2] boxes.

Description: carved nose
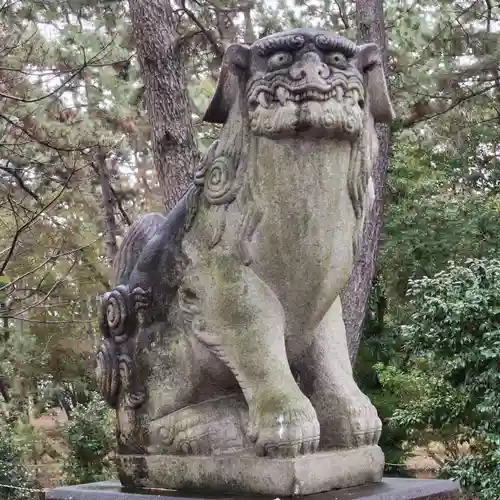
[[289, 52, 330, 81]]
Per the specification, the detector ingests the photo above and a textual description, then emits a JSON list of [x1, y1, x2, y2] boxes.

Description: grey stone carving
[[95, 28, 395, 495]]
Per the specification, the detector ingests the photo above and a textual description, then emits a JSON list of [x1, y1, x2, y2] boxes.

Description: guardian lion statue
[[95, 28, 394, 496]]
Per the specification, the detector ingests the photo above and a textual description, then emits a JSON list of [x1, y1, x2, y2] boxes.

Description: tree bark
[[0, 287, 10, 402], [342, 0, 392, 364], [94, 150, 118, 265], [128, 0, 199, 211]]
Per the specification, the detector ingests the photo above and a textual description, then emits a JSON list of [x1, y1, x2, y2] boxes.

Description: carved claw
[[130, 287, 151, 321], [346, 400, 382, 448], [248, 389, 320, 458], [148, 396, 249, 456], [314, 383, 382, 449], [131, 286, 150, 312]]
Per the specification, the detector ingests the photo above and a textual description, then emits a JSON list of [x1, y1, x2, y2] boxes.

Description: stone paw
[[148, 395, 250, 456], [341, 397, 382, 448], [314, 384, 382, 449], [158, 422, 213, 456], [248, 389, 320, 457], [131, 286, 150, 312]]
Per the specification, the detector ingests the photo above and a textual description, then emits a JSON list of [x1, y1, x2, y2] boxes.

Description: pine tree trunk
[[95, 150, 118, 265], [342, 0, 392, 364], [128, 0, 199, 211]]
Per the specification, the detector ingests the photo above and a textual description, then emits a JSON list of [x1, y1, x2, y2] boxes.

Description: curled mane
[[348, 113, 378, 258]]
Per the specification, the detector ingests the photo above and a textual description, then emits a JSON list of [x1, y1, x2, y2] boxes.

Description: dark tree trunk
[[0, 278, 10, 402], [128, 0, 199, 210], [95, 150, 118, 265], [342, 0, 392, 364]]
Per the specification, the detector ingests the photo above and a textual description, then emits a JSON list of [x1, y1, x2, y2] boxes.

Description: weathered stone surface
[[117, 446, 384, 496], [94, 27, 395, 494], [46, 478, 460, 500]]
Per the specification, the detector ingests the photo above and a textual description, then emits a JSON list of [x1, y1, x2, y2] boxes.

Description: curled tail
[[112, 213, 166, 287]]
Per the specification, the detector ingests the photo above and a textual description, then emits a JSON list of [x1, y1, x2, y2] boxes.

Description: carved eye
[[267, 52, 293, 71], [325, 52, 348, 69]]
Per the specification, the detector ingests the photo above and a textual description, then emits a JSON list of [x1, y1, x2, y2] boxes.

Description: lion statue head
[[197, 28, 394, 257]]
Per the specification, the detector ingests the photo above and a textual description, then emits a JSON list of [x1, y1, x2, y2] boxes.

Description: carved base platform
[[45, 477, 461, 500], [116, 446, 384, 496]]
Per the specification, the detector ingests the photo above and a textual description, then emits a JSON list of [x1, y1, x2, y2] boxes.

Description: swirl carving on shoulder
[[204, 156, 238, 205]]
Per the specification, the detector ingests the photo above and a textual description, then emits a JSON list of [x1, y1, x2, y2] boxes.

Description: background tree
[[343, 0, 392, 362], [128, 0, 200, 209]]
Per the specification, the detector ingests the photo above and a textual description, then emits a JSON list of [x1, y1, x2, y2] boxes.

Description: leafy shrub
[[355, 278, 413, 474], [378, 259, 500, 499], [62, 392, 116, 484], [440, 433, 500, 499], [0, 425, 37, 500]]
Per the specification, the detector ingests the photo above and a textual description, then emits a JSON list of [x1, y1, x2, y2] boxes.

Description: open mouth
[[248, 78, 365, 109]]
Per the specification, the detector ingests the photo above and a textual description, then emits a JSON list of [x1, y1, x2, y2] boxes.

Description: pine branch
[[401, 83, 497, 128], [180, 0, 224, 58], [0, 163, 40, 200], [0, 172, 74, 275], [0, 39, 115, 103]]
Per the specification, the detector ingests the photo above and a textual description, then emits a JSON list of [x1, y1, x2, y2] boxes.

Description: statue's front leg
[[185, 254, 319, 457], [296, 298, 381, 449]]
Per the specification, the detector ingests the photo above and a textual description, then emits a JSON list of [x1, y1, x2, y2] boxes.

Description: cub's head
[[204, 28, 394, 140]]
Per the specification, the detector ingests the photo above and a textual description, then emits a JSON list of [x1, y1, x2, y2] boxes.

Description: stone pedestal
[[117, 446, 384, 496], [46, 478, 460, 500]]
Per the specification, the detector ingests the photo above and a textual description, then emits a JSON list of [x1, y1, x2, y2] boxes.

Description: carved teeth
[[276, 87, 289, 105], [258, 91, 269, 108], [336, 86, 344, 101], [351, 89, 360, 106]]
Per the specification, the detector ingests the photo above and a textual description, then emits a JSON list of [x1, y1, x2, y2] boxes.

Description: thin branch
[[0, 163, 40, 200], [180, 0, 223, 58], [0, 235, 104, 292], [0, 172, 74, 275], [0, 38, 116, 103], [13, 260, 77, 317], [88, 155, 132, 226], [334, 0, 349, 29], [427, 450, 445, 468], [0, 69, 83, 103], [0, 56, 134, 76], [109, 185, 132, 226], [401, 83, 498, 128], [0, 112, 99, 152], [485, 0, 492, 33]]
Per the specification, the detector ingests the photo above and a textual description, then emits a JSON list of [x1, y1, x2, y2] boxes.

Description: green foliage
[[382, 135, 500, 310], [377, 259, 500, 498], [62, 393, 116, 484], [355, 279, 412, 474], [0, 424, 37, 500], [440, 434, 500, 500]]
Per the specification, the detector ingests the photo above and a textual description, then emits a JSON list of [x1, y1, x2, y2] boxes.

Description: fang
[[258, 92, 269, 109], [276, 87, 289, 106]]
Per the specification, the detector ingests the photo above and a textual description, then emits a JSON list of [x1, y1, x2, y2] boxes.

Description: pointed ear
[[357, 43, 395, 124], [203, 44, 250, 124]]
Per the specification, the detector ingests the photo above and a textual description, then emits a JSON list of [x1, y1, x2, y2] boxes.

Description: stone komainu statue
[[95, 28, 394, 496]]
